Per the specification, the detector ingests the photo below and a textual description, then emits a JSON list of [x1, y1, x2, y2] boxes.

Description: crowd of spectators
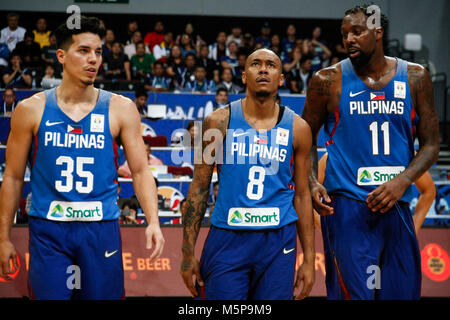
[[0, 12, 347, 94]]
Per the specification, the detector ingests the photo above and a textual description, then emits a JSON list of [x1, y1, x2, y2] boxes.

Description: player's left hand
[[366, 174, 411, 213], [145, 223, 165, 262], [294, 260, 315, 300]]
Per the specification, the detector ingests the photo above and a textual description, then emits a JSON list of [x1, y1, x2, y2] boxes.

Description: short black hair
[[186, 120, 195, 131], [153, 61, 164, 69], [215, 87, 228, 96], [344, 4, 389, 50], [300, 54, 313, 65], [135, 89, 148, 99], [54, 16, 105, 50]]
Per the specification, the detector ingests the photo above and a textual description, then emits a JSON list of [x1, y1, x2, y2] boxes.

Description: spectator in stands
[[208, 31, 228, 62], [226, 26, 243, 47], [118, 137, 164, 178], [1, 87, 17, 117], [144, 61, 172, 92], [282, 24, 297, 63], [232, 51, 246, 88], [283, 45, 302, 73], [204, 87, 229, 117], [2, 53, 32, 88], [0, 13, 26, 53], [131, 41, 156, 80], [178, 23, 206, 54], [220, 40, 239, 69], [102, 29, 115, 60], [41, 32, 58, 70], [40, 63, 61, 89], [184, 65, 216, 93], [166, 45, 185, 89], [118, 19, 139, 46], [269, 34, 282, 57], [255, 22, 271, 48], [179, 33, 197, 58], [329, 55, 341, 66], [124, 31, 149, 60], [0, 42, 9, 72], [120, 200, 143, 225], [309, 26, 332, 73], [144, 21, 165, 53], [134, 89, 148, 117], [215, 67, 242, 94], [180, 53, 196, 88], [153, 31, 174, 64], [208, 181, 219, 218], [186, 120, 200, 148], [13, 31, 42, 69], [240, 32, 255, 56], [196, 44, 219, 83], [289, 54, 313, 94], [32, 18, 51, 49], [103, 41, 131, 81]]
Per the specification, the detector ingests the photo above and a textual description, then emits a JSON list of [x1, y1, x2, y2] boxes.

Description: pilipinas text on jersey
[[211, 100, 298, 230], [323, 58, 416, 202], [28, 88, 120, 221]]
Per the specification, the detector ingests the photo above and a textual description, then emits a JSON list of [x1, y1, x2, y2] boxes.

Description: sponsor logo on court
[[357, 166, 405, 185], [47, 201, 103, 221], [227, 207, 280, 227]]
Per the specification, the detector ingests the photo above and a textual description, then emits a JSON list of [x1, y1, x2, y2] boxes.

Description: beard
[[81, 79, 95, 86], [255, 90, 271, 98], [348, 49, 373, 67]]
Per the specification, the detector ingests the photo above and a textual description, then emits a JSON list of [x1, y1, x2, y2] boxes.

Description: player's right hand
[[0, 240, 18, 280], [180, 255, 204, 297], [310, 181, 334, 216]]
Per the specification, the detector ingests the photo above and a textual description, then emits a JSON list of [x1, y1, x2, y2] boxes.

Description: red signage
[[0, 226, 449, 298]]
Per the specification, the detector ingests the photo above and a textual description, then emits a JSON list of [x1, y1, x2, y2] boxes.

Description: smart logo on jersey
[[227, 207, 280, 227], [229, 210, 243, 224], [370, 92, 385, 100], [357, 166, 405, 186], [47, 201, 103, 221], [359, 170, 372, 183], [50, 204, 64, 218]]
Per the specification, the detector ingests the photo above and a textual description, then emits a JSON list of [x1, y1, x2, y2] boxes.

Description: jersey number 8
[[246, 166, 266, 200]]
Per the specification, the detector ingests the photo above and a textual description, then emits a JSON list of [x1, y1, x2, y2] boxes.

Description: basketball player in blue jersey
[[302, 5, 439, 299], [0, 16, 164, 299], [180, 48, 315, 300]]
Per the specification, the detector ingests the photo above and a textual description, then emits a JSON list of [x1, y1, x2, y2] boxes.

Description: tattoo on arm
[[406, 65, 440, 180], [181, 109, 230, 263]]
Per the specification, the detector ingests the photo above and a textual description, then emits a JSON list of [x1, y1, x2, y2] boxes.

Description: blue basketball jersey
[[211, 99, 298, 229], [323, 58, 416, 202], [28, 88, 120, 221]]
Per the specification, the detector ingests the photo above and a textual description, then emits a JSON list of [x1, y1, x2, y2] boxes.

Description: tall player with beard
[[0, 17, 164, 299], [180, 48, 315, 300], [302, 5, 439, 299]]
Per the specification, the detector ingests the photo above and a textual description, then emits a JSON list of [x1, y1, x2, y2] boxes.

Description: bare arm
[[111, 95, 164, 260], [292, 115, 315, 300], [180, 107, 229, 297], [367, 64, 440, 212], [301, 67, 340, 215], [0, 94, 43, 278], [412, 172, 436, 235]]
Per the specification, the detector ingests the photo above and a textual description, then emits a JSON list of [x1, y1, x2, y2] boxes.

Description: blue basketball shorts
[[321, 195, 421, 300], [28, 217, 124, 300], [197, 222, 297, 300]]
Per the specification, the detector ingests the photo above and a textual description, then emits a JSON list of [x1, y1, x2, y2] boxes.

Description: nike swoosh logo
[[46, 120, 64, 126], [105, 250, 118, 258], [232, 132, 249, 137], [349, 90, 366, 97], [283, 248, 295, 255]]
